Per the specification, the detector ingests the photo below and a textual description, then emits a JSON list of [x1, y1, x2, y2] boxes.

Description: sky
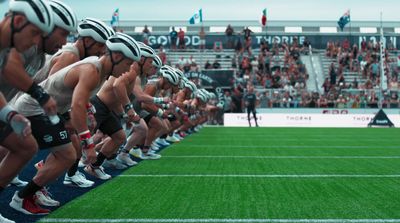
[[1, 0, 399, 22]]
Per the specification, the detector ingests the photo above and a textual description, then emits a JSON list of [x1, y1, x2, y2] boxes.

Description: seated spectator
[[204, 60, 212, 69], [213, 60, 221, 69]]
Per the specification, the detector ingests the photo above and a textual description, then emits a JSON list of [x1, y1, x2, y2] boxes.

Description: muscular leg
[[0, 134, 38, 188]]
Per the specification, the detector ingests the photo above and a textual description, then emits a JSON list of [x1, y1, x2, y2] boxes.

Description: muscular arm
[[70, 65, 99, 133], [2, 49, 34, 92], [113, 71, 136, 107], [141, 84, 160, 113], [49, 52, 79, 76], [132, 77, 155, 103]]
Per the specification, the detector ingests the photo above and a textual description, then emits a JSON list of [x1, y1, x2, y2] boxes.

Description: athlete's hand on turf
[[10, 114, 32, 137], [42, 96, 57, 116]]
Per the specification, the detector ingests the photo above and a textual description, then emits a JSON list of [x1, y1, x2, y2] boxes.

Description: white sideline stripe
[[118, 174, 400, 178], [182, 145, 400, 149], [41, 219, 400, 223], [164, 155, 400, 159]]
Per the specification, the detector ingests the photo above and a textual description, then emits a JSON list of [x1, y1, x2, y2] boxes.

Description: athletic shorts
[[28, 114, 71, 149], [0, 121, 13, 143], [90, 95, 122, 136]]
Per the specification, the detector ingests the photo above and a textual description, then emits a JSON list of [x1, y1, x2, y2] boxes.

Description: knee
[[18, 136, 38, 158], [112, 131, 126, 146]]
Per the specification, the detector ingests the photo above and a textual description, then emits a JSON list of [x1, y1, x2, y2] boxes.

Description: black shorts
[[28, 114, 71, 149], [247, 106, 256, 114], [0, 121, 13, 143], [90, 95, 122, 136]]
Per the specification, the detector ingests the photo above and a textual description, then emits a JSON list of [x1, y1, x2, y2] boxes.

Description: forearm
[[71, 103, 89, 133]]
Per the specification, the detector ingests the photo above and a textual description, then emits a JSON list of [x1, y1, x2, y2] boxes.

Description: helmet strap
[[109, 49, 124, 78], [82, 37, 97, 58]]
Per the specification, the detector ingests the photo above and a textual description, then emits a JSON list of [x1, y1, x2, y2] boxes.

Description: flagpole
[[379, 11, 384, 109], [349, 9, 352, 45]]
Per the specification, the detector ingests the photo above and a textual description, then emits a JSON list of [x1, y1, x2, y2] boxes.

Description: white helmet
[[106, 32, 141, 61], [137, 42, 156, 58], [152, 55, 162, 68], [160, 65, 175, 72], [184, 80, 197, 93], [78, 18, 114, 43], [161, 68, 180, 85], [196, 92, 208, 102], [174, 68, 185, 79], [48, 0, 77, 33], [9, 0, 54, 34]]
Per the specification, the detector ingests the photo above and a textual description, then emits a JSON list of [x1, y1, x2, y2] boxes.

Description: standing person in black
[[231, 87, 243, 113], [169, 27, 178, 50], [244, 86, 259, 127]]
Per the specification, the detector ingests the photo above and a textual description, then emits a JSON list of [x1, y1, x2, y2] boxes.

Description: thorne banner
[[224, 109, 400, 127], [130, 33, 400, 50]]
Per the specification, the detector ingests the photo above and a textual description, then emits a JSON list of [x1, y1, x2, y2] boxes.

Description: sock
[[67, 159, 80, 177], [92, 152, 107, 167], [18, 181, 42, 198], [142, 145, 150, 153]]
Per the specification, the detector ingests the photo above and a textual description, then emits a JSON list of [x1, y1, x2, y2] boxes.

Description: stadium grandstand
[[104, 20, 400, 114]]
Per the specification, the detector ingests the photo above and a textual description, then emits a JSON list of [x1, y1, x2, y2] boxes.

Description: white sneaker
[[84, 165, 111, 180], [166, 135, 180, 143], [34, 188, 60, 207], [102, 158, 128, 170], [116, 152, 137, 166], [0, 213, 15, 223], [143, 150, 162, 160], [9, 191, 50, 215], [173, 132, 183, 140], [156, 138, 170, 147], [129, 148, 146, 160], [9, 176, 28, 187], [150, 142, 160, 151], [63, 171, 94, 188]]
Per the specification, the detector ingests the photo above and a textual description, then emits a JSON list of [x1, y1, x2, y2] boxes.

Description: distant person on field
[[178, 28, 185, 50], [244, 86, 259, 127]]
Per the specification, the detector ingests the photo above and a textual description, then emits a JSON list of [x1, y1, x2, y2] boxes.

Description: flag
[[261, 8, 267, 26], [189, 9, 203, 25], [337, 10, 350, 31], [110, 8, 119, 26]]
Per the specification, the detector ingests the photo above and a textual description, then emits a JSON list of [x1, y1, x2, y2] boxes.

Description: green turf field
[[40, 127, 400, 223]]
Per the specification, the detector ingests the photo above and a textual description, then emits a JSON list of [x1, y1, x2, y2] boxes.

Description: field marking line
[[41, 218, 400, 223], [118, 174, 400, 178], [163, 155, 400, 159]]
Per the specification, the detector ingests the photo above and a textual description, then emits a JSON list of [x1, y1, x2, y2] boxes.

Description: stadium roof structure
[[110, 20, 400, 35]]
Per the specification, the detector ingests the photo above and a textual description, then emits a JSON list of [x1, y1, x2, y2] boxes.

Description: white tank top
[[13, 56, 102, 116]]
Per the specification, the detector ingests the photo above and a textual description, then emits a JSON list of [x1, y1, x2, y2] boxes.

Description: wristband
[[153, 97, 164, 104], [27, 82, 50, 106], [124, 103, 134, 113], [156, 108, 164, 118], [78, 130, 94, 149], [0, 105, 17, 123], [162, 104, 170, 109]]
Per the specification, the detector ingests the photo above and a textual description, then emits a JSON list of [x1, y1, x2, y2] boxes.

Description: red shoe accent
[[23, 195, 50, 215]]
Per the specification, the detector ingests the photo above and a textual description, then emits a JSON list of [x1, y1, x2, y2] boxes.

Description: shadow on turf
[[0, 138, 180, 223]]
